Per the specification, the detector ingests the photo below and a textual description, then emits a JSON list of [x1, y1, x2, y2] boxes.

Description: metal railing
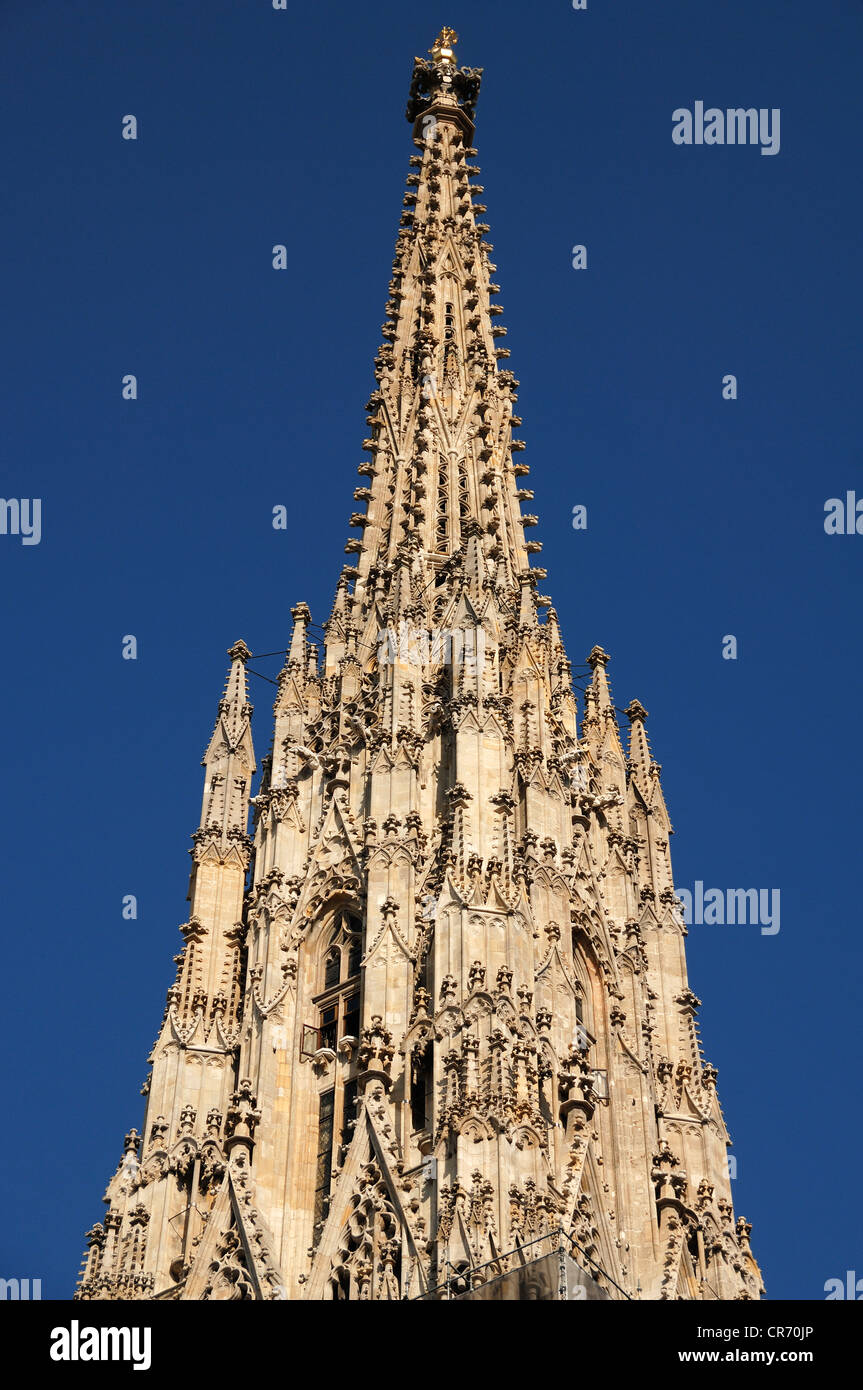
[[410, 1225, 632, 1301]]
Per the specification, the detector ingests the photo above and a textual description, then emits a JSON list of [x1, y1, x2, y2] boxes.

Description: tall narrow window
[[341, 1079, 358, 1150], [410, 1045, 430, 1131], [314, 1089, 335, 1230], [342, 990, 360, 1041], [319, 1003, 338, 1051], [574, 991, 590, 1051], [347, 935, 362, 980], [309, 913, 363, 1247], [311, 910, 363, 1049], [538, 1064, 554, 1127], [324, 948, 341, 991], [570, 947, 596, 1055]]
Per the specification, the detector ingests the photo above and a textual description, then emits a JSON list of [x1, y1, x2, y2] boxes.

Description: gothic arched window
[[570, 927, 596, 1055], [310, 909, 364, 1243], [410, 1042, 432, 1133], [314, 910, 363, 1050]]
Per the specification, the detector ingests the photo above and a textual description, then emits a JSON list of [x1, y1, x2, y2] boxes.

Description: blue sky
[[1, 0, 860, 1299]]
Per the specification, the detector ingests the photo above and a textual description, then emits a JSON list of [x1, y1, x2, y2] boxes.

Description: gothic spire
[[342, 28, 538, 651], [76, 35, 761, 1306]]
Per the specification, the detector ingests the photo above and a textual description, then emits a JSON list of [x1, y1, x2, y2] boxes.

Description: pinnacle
[[196, 642, 256, 840], [287, 603, 310, 669], [586, 645, 615, 717], [626, 698, 658, 786]]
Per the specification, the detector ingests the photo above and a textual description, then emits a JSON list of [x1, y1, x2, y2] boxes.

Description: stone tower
[[76, 29, 763, 1302]]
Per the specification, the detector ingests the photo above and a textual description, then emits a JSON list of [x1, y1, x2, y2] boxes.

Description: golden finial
[[430, 27, 458, 66]]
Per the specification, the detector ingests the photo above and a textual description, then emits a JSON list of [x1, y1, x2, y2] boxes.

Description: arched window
[[569, 930, 609, 1103], [410, 1043, 431, 1132], [314, 911, 362, 1049], [570, 925, 596, 1055], [309, 909, 364, 1245]]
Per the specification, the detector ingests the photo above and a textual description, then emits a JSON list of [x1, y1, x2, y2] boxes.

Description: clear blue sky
[[1, 0, 860, 1299]]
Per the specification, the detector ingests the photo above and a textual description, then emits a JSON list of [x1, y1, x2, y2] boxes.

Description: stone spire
[[75, 34, 762, 1305], [342, 25, 536, 658]]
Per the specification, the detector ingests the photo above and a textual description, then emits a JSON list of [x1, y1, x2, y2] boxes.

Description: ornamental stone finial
[[406, 27, 481, 128]]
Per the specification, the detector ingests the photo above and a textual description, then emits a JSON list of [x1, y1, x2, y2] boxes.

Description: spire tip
[[586, 645, 610, 669], [430, 27, 458, 64]]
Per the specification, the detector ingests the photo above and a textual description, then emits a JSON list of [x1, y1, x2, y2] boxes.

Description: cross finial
[[430, 27, 458, 65]]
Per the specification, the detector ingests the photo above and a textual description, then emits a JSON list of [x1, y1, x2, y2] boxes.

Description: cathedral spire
[[76, 36, 761, 1305], [344, 27, 536, 652]]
